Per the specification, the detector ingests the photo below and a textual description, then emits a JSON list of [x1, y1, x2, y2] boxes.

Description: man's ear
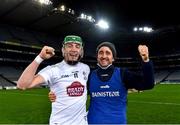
[[80, 48, 84, 58], [62, 47, 65, 57]]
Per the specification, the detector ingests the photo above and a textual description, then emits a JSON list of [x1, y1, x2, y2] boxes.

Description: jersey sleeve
[[38, 66, 53, 86], [122, 61, 155, 90]]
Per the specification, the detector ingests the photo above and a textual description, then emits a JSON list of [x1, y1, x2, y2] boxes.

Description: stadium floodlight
[[96, 20, 109, 29], [78, 13, 96, 23], [87, 16, 92, 21], [59, 5, 66, 12], [71, 10, 75, 15], [139, 27, 143, 31], [133, 26, 153, 33], [80, 13, 86, 19], [37, 0, 52, 5], [68, 8, 71, 13], [67, 8, 75, 15], [145, 27, 153, 32], [87, 16, 95, 23], [133, 27, 138, 32]]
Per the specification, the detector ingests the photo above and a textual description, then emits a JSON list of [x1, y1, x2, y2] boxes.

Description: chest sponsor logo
[[60, 71, 79, 79], [67, 81, 84, 96], [92, 91, 120, 97], [100, 85, 110, 89]]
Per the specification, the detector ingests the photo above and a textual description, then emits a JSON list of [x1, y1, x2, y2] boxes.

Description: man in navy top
[[87, 42, 154, 124]]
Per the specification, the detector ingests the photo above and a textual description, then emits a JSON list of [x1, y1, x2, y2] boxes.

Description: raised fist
[[39, 46, 55, 60], [138, 45, 149, 62]]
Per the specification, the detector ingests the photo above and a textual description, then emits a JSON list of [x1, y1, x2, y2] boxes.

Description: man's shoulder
[[78, 62, 90, 68], [48, 61, 65, 69]]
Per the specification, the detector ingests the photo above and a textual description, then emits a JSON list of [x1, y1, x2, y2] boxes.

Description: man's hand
[[48, 91, 56, 102], [39, 46, 55, 60], [138, 45, 149, 62]]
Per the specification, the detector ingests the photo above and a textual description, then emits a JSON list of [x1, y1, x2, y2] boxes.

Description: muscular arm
[[17, 60, 45, 90], [17, 46, 55, 90]]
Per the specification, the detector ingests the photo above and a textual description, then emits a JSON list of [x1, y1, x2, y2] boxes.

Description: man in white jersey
[[17, 35, 90, 125]]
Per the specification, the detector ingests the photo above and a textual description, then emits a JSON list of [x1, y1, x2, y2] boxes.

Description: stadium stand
[[166, 70, 180, 83], [0, 25, 13, 40], [1, 30, 180, 86], [0, 66, 22, 82], [31, 31, 61, 50], [155, 70, 180, 84], [0, 74, 16, 89], [1, 24, 58, 45], [9, 27, 41, 45], [155, 70, 173, 84]]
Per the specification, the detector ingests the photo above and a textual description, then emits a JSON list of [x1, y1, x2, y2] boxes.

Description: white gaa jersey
[[38, 60, 90, 125]]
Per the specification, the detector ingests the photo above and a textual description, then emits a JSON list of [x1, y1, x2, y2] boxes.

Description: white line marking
[[129, 100, 180, 106]]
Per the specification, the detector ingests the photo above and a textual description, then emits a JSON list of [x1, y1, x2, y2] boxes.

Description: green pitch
[[0, 88, 51, 124], [1, 84, 180, 124], [127, 84, 180, 124]]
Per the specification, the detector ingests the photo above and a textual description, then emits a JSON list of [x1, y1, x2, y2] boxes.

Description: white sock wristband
[[34, 55, 44, 64]]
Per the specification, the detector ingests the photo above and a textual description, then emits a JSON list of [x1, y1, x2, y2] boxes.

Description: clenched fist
[[138, 45, 149, 62], [39, 46, 55, 60]]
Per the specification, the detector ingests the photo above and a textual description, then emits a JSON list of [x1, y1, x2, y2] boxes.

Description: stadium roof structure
[[0, 0, 95, 36], [53, 0, 179, 28], [0, 0, 179, 34], [0, 0, 180, 58]]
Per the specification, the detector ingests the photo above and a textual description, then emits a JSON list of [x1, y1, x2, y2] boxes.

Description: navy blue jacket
[[95, 61, 154, 90]]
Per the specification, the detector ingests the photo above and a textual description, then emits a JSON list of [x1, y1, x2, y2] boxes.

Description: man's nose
[[101, 53, 107, 58], [71, 45, 78, 51]]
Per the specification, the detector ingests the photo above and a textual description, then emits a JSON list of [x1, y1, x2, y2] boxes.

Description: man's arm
[[122, 61, 154, 90], [17, 46, 55, 90], [122, 45, 155, 90]]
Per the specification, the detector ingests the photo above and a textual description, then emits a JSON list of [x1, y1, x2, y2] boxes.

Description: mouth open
[[69, 53, 78, 57]]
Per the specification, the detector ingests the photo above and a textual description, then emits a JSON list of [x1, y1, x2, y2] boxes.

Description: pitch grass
[[0, 88, 51, 124], [127, 84, 180, 124], [1, 84, 180, 124]]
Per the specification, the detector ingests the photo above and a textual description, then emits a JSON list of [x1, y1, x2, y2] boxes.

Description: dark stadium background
[[0, 0, 180, 85], [0, 0, 180, 124]]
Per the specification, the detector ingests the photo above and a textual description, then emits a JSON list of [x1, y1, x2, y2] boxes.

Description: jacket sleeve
[[122, 60, 155, 90]]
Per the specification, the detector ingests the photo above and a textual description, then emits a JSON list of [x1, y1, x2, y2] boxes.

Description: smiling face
[[62, 42, 83, 65], [97, 46, 114, 67]]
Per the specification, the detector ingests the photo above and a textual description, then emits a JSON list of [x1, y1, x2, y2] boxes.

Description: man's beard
[[66, 60, 78, 65], [64, 53, 81, 65]]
